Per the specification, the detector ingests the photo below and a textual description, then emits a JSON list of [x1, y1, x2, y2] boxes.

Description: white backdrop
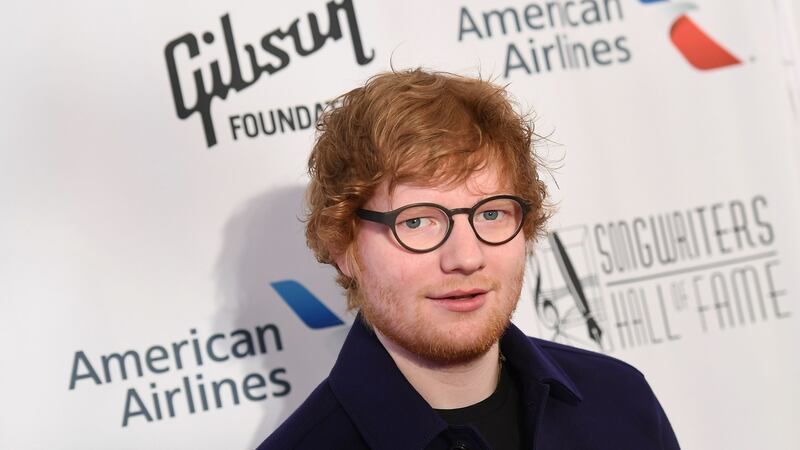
[[2, 1, 799, 449]]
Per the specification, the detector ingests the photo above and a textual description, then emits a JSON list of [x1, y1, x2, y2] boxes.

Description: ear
[[334, 251, 352, 278]]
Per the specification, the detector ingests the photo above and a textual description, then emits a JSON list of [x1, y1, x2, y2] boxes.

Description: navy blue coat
[[257, 317, 680, 449]]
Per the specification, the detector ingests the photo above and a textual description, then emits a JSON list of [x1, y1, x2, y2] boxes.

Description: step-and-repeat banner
[[2, 1, 799, 449]]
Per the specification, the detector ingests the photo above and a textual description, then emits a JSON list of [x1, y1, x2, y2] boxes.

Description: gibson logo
[[165, 0, 374, 148]]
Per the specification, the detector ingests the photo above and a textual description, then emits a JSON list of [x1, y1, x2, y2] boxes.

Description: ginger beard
[[355, 262, 525, 365]]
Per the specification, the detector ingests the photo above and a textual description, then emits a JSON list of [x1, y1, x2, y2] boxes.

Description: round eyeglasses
[[356, 195, 531, 253]]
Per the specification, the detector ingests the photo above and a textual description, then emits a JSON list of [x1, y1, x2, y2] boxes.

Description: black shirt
[[434, 364, 522, 450]]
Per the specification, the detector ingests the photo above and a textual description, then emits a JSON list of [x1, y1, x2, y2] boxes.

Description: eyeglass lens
[[393, 197, 524, 251]]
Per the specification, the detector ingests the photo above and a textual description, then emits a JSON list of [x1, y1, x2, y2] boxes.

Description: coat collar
[[500, 324, 583, 405], [327, 315, 582, 450]]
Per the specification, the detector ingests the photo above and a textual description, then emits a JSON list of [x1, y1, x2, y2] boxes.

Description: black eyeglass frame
[[356, 194, 531, 253]]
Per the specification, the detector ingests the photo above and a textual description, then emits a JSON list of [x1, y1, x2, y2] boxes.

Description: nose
[[439, 215, 485, 274]]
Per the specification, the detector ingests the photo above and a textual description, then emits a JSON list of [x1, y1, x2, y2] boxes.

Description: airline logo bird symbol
[[642, 0, 741, 70]]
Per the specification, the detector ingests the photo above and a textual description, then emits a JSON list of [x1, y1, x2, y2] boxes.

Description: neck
[[375, 331, 501, 409]]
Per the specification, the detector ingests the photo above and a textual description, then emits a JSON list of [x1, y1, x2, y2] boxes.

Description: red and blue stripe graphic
[[642, 0, 740, 70]]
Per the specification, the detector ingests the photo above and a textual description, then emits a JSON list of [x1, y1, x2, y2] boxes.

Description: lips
[[428, 289, 487, 300], [427, 289, 489, 313]]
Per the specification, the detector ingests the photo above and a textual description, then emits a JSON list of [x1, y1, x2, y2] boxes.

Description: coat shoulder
[[529, 337, 681, 449], [255, 379, 368, 450], [532, 337, 645, 380], [530, 337, 660, 407]]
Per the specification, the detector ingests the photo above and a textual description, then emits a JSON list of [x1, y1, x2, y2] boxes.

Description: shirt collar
[[328, 315, 582, 450]]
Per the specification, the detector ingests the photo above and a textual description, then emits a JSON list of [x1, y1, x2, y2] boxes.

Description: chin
[[378, 303, 515, 365]]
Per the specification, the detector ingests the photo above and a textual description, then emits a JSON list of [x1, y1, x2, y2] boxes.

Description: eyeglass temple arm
[[356, 209, 393, 225]]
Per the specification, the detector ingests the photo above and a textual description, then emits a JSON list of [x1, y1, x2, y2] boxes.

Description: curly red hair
[[305, 69, 550, 309]]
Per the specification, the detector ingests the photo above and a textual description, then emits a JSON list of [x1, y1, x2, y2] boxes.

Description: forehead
[[369, 165, 510, 210]]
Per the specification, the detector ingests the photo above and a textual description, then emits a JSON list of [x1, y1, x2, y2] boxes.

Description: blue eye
[[404, 218, 422, 229], [400, 216, 437, 230], [481, 210, 501, 220]]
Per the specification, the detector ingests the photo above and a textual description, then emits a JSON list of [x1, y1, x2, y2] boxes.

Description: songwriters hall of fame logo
[[527, 195, 790, 354], [526, 227, 609, 351]]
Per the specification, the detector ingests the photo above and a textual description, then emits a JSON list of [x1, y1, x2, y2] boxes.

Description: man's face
[[349, 164, 527, 364]]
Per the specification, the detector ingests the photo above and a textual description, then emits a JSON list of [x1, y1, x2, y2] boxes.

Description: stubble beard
[[357, 265, 525, 365]]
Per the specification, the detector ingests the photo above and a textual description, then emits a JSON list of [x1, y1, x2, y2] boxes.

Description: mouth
[[428, 289, 488, 300], [427, 289, 489, 312]]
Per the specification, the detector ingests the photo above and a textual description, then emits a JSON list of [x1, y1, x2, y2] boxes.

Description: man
[[258, 69, 680, 449]]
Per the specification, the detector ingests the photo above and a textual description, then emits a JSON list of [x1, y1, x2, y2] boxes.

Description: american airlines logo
[[641, 0, 741, 70], [271, 280, 344, 329]]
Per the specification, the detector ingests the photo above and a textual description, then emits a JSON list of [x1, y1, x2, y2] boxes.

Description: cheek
[[490, 239, 527, 275], [357, 236, 410, 285], [377, 253, 432, 288], [357, 243, 436, 295]]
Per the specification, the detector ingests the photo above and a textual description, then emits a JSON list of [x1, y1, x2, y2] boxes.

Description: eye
[[480, 210, 504, 221], [395, 205, 446, 233], [404, 217, 423, 229], [399, 217, 433, 230]]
